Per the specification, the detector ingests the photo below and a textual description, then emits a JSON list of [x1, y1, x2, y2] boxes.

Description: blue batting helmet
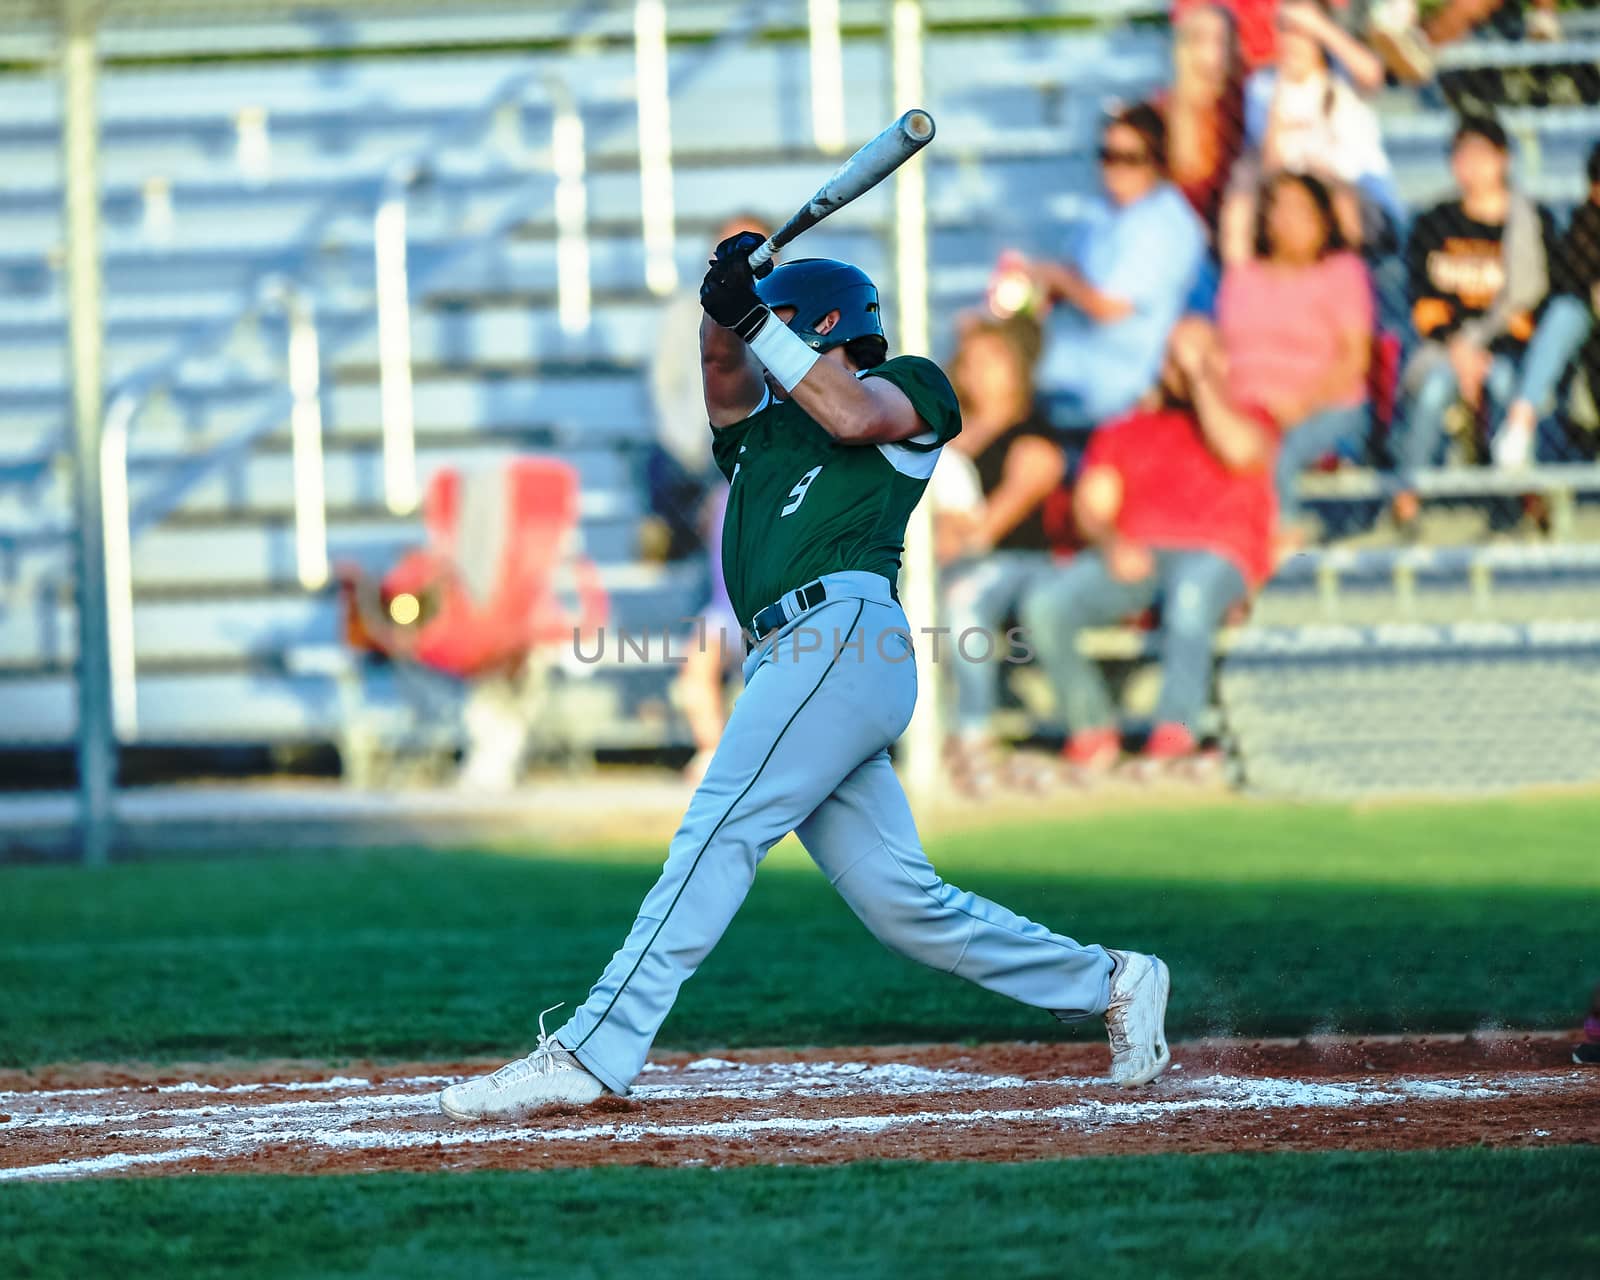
[[755, 258, 888, 363]]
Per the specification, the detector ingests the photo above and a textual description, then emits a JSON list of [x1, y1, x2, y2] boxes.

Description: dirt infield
[[2, 1035, 1595, 1181]]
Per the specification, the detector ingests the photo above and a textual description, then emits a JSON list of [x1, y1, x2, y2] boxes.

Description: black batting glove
[[701, 231, 773, 341], [712, 230, 774, 280]]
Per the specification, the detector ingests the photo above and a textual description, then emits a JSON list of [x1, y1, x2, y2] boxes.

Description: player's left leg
[[440, 588, 913, 1119], [796, 749, 1171, 1086]]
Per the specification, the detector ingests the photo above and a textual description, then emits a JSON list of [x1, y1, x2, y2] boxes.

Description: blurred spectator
[[676, 485, 743, 784], [1497, 140, 1600, 466], [1221, 1, 1400, 264], [644, 212, 768, 561], [1020, 318, 1279, 774], [664, 217, 771, 782], [337, 460, 607, 791], [1369, 0, 1564, 84], [1578, 981, 1600, 1066], [936, 315, 1064, 789], [1165, 3, 1248, 236], [1276, 0, 1386, 92], [1218, 171, 1373, 544], [1174, 0, 1385, 82], [1391, 115, 1558, 522], [1029, 104, 1206, 432], [1176, 0, 1282, 70]]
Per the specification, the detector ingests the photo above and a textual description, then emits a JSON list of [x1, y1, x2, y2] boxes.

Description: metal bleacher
[[2, 1, 1599, 792], [0, 3, 1174, 754]]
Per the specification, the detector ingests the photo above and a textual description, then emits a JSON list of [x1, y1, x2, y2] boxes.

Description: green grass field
[[4, 1149, 1598, 1279], [2, 795, 1597, 1277], [3, 796, 1597, 1065]]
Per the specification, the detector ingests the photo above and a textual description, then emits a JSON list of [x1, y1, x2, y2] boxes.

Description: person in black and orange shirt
[[1390, 114, 1558, 528], [1498, 140, 1600, 467]]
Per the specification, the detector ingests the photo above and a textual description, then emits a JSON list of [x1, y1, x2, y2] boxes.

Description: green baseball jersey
[[710, 355, 962, 629]]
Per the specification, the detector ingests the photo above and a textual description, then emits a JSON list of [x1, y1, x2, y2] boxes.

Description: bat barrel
[[742, 108, 936, 273], [900, 109, 935, 143]]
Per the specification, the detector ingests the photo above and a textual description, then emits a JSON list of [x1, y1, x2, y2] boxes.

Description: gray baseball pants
[[555, 570, 1113, 1094]]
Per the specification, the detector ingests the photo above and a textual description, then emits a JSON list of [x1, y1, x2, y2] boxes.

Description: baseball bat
[[746, 108, 936, 271]]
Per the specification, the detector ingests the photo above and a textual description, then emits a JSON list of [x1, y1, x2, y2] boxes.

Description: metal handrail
[[164, 71, 544, 419], [102, 0, 771, 541], [69, 0, 775, 732], [367, 71, 585, 518], [0, 68, 554, 504], [6, 8, 604, 497], [372, 173, 419, 517], [9, 0, 774, 575], [98, 276, 330, 738], [634, 0, 678, 297]]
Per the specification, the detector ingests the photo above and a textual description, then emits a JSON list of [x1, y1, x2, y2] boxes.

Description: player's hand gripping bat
[[745, 109, 936, 271]]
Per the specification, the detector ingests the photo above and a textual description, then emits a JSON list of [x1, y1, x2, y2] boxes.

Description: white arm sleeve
[[927, 448, 983, 514]]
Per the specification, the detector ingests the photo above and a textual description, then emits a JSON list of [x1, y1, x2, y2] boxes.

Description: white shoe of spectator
[[458, 679, 529, 791], [1526, 6, 1562, 42], [1493, 405, 1538, 471], [1368, 0, 1435, 83]]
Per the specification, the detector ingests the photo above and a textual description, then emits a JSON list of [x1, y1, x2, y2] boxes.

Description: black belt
[[748, 580, 828, 642]]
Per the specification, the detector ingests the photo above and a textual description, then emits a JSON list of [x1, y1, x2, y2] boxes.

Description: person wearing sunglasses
[[1026, 103, 1206, 440]]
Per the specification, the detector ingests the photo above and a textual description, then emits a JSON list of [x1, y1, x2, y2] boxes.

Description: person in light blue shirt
[[1031, 103, 1206, 431]]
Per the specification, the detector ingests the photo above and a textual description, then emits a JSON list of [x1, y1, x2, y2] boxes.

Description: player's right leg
[[796, 749, 1171, 1086]]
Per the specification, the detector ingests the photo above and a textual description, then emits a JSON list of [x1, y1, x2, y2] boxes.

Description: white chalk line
[[0, 1065, 1048, 1145], [0, 1075, 411, 1104], [0, 1061, 993, 1106], [1, 1063, 1589, 1183], [4, 1147, 220, 1181], [0, 1062, 1040, 1121]]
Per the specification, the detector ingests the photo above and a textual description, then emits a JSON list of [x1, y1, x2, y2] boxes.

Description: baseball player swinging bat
[[746, 108, 937, 270], [438, 106, 1173, 1124]]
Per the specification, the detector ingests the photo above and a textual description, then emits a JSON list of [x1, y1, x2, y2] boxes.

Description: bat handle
[[747, 237, 778, 272]]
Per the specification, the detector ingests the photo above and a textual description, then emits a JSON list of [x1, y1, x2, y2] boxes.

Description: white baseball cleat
[[1103, 949, 1172, 1087], [439, 1004, 606, 1121]]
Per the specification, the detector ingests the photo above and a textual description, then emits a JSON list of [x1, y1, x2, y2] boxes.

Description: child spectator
[[1496, 140, 1600, 467], [1218, 172, 1373, 545], [1221, 1, 1399, 264], [936, 316, 1065, 792], [1028, 104, 1206, 433], [1391, 115, 1558, 525], [1020, 318, 1279, 773]]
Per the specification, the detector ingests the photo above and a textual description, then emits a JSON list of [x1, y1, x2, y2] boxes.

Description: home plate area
[[3, 1037, 1595, 1181]]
